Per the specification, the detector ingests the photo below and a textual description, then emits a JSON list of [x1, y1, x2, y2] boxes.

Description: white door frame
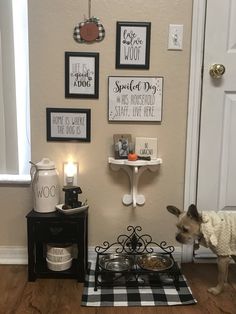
[[182, 0, 206, 262]]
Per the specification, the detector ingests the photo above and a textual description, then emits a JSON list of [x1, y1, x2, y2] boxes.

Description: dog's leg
[[208, 256, 230, 295]]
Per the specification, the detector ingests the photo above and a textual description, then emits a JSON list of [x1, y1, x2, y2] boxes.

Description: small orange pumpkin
[[128, 153, 138, 161]]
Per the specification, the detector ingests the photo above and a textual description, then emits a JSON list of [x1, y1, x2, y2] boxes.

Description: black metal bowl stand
[[94, 226, 181, 291]]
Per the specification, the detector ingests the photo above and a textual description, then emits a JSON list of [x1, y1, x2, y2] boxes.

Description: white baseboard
[[0, 246, 28, 265], [193, 247, 218, 263], [2, 245, 234, 266], [0, 245, 183, 265]]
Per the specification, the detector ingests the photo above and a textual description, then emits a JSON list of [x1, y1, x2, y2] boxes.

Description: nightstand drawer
[[34, 221, 78, 241]]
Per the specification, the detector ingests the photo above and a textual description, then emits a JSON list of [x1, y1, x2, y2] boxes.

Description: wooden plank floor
[[0, 263, 235, 314]]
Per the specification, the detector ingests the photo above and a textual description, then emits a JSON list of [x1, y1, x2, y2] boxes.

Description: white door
[[197, 0, 236, 211]]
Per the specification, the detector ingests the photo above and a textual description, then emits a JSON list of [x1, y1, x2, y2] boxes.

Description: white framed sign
[[108, 76, 163, 122], [135, 137, 158, 159]]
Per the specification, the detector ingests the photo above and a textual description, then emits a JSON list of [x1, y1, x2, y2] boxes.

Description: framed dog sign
[[46, 108, 91, 142], [65, 52, 99, 98], [116, 21, 151, 69], [108, 76, 163, 122]]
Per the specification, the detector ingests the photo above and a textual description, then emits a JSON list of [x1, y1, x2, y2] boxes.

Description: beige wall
[[0, 0, 193, 247]]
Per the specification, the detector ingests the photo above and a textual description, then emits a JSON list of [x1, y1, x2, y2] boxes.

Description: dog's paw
[[207, 286, 223, 295]]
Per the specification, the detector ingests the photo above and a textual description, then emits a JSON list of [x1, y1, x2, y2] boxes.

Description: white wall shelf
[[108, 157, 162, 208]]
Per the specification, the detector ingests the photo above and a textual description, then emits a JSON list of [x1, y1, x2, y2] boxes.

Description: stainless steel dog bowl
[[99, 253, 134, 271], [137, 253, 174, 271]]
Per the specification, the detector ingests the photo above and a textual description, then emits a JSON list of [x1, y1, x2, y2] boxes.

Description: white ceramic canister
[[31, 158, 60, 213]]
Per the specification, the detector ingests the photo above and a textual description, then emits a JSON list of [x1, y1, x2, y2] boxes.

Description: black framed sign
[[46, 108, 91, 142], [116, 21, 151, 69], [65, 52, 99, 98], [108, 76, 163, 122]]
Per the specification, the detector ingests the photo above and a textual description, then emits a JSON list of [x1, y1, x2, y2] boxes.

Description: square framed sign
[[65, 52, 99, 98], [46, 108, 91, 142], [108, 76, 163, 122], [116, 21, 151, 69]]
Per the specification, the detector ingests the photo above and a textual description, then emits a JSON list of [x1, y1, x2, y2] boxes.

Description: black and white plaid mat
[[81, 263, 197, 307]]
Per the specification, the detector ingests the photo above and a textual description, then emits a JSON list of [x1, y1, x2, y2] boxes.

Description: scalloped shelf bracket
[[108, 157, 162, 208]]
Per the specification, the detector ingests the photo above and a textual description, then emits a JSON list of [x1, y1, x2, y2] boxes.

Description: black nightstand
[[26, 209, 88, 282]]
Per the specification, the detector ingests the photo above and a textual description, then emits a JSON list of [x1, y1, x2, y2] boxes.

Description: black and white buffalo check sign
[[81, 263, 197, 307]]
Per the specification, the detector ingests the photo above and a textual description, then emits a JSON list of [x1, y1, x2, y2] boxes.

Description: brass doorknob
[[209, 64, 225, 79]]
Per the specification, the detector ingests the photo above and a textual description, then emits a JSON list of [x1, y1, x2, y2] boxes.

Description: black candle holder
[[62, 186, 82, 208]]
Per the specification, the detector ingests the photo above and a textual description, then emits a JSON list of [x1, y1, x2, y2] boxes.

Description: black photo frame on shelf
[[113, 134, 132, 159], [116, 21, 151, 69], [65, 52, 99, 98], [46, 108, 91, 142]]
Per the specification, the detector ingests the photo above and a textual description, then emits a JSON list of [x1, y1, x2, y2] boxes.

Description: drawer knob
[[49, 227, 63, 235]]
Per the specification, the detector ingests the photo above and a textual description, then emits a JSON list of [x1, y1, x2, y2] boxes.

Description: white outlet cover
[[168, 24, 183, 50]]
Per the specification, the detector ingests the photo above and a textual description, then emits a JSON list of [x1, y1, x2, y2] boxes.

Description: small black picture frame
[[116, 21, 151, 69], [113, 134, 132, 159], [46, 108, 91, 142], [65, 52, 99, 98]]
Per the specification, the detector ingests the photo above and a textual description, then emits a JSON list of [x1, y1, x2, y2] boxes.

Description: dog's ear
[[166, 205, 183, 217], [187, 204, 202, 222]]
